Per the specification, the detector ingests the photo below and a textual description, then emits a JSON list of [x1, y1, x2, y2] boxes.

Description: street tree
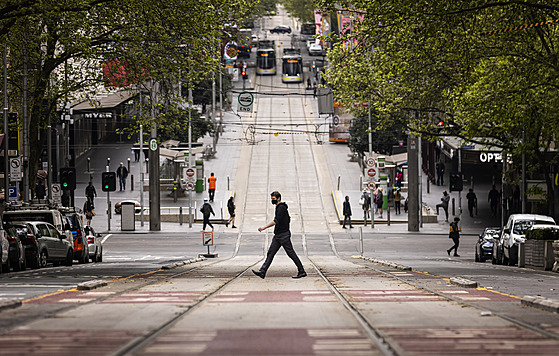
[[317, 0, 559, 214], [0, 0, 254, 193]]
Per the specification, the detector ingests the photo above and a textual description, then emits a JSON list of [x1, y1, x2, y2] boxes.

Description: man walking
[[360, 188, 371, 226], [436, 191, 450, 222], [226, 196, 236, 228], [342, 195, 353, 228], [447, 217, 461, 257], [85, 181, 97, 206], [488, 185, 500, 217], [200, 198, 215, 231], [436, 159, 445, 186], [253, 191, 306, 279], [208, 173, 216, 202], [116, 162, 128, 191], [466, 188, 477, 217]]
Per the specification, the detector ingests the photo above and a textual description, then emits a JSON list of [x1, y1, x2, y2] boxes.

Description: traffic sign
[[184, 167, 196, 183], [149, 139, 157, 151], [8, 186, 17, 200], [367, 181, 376, 190], [202, 231, 214, 246], [51, 183, 61, 203], [9, 157, 22, 181], [185, 181, 195, 191], [238, 91, 254, 113], [367, 167, 377, 178], [185, 168, 195, 177], [366, 157, 376, 167]]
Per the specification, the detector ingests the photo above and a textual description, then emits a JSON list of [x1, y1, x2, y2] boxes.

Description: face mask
[[271, 199, 277, 205]]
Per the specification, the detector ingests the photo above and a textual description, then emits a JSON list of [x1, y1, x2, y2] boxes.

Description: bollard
[[146, 158, 149, 174], [131, 174, 134, 191], [127, 158, 130, 172], [387, 204, 391, 226], [179, 206, 183, 225], [87, 157, 91, 172], [452, 198, 455, 216], [427, 178, 430, 194], [518, 242, 525, 268], [359, 227, 364, 256], [359, 175, 363, 190], [227, 175, 230, 191], [107, 157, 111, 169], [471, 176, 474, 190], [337, 175, 341, 190]]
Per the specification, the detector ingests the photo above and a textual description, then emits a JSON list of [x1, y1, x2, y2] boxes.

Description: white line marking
[[101, 234, 112, 244]]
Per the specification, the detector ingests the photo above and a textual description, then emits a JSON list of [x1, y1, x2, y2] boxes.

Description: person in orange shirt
[[208, 173, 216, 202]]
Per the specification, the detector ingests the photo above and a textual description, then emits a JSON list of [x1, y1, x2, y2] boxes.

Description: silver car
[[84, 226, 103, 262]]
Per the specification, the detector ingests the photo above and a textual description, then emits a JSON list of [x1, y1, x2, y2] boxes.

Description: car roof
[[509, 214, 555, 222]]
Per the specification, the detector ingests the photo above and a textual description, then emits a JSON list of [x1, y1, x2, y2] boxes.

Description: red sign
[[185, 168, 195, 177], [367, 168, 377, 178]]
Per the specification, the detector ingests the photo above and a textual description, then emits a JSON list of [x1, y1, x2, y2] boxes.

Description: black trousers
[[203, 216, 213, 230], [343, 215, 352, 227], [260, 232, 304, 273], [448, 237, 460, 255], [209, 189, 215, 202]]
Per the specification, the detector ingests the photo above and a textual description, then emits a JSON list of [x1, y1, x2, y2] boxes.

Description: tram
[[281, 48, 303, 83], [256, 40, 276, 75], [300, 22, 316, 42]]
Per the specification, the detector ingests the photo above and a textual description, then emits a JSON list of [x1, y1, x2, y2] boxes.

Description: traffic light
[[242, 64, 248, 80], [101, 172, 116, 192], [449, 172, 463, 192], [59, 168, 76, 190]]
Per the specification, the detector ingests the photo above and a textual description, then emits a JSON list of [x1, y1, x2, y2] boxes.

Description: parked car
[[475, 227, 500, 263], [114, 200, 141, 214], [270, 25, 291, 34], [4, 225, 26, 271], [10, 222, 47, 269], [308, 43, 324, 56], [63, 212, 89, 264], [493, 214, 555, 265], [3, 209, 73, 243], [25, 222, 73, 267], [306, 40, 315, 51], [84, 226, 103, 262]]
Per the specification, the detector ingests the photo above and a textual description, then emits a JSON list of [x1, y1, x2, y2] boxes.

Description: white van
[[493, 214, 555, 265]]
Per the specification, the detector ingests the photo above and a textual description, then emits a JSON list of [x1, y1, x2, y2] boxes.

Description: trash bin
[[121, 201, 136, 231]]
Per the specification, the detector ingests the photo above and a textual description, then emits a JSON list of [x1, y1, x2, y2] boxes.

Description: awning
[[71, 89, 138, 113]]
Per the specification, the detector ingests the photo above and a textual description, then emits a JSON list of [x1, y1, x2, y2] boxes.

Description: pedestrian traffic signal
[[59, 168, 76, 190], [449, 172, 463, 192], [101, 172, 116, 192]]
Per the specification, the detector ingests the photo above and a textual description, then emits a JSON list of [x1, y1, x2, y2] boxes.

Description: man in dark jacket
[[116, 162, 128, 191], [200, 198, 215, 231], [85, 182, 97, 206], [447, 217, 461, 257], [252, 191, 306, 279], [342, 195, 353, 228]]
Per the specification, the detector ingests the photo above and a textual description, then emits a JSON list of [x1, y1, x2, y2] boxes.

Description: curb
[[362, 256, 412, 271], [449, 277, 478, 288], [77, 280, 108, 291], [0, 298, 22, 311], [521, 295, 559, 313], [161, 256, 207, 270]]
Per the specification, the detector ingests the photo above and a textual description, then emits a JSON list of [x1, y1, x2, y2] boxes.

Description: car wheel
[[64, 250, 73, 266], [474, 250, 480, 262], [39, 250, 48, 268], [502, 249, 509, 265], [2, 258, 10, 273], [31, 253, 40, 269], [91, 248, 97, 263], [80, 249, 89, 264], [98, 247, 103, 263]]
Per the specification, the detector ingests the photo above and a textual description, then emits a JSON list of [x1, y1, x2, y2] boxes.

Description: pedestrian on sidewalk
[[436, 191, 450, 222], [488, 185, 500, 217], [226, 196, 236, 228], [342, 195, 353, 228], [35, 180, 46, 200], [83, 198, 95, 226], [372, 186, 379, 214], [376, 187, 384, 218], [466, 188, 477, 217], [306, 78, 311, 90], [253, 191, 307, 279], [360, 188, 371, 226], [116, 162, 128, 191], [200, 198, 215, 231], [85, 181, 97, 206], [394, 187, 402, 214], [447, 217, 461, 257], [436, 159, 445, 186], [208, 173, 216, 202]]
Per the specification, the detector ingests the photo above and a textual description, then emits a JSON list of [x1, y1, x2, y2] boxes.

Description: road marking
[[101, 234, 112, 244]]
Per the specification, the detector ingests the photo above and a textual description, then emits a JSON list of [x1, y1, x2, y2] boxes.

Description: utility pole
[[212, 73, 217, 154], [22, 33, 29, 201], [188, 88, 193, 228], [3, 46, 8, 204], [149, 81, 161, 231], [139, 122, 144, 227], [408, 133, 419, 231]]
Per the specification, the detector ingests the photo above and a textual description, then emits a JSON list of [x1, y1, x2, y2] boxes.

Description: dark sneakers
[[292, 271, 307, 279], [252, 270, 265, 279]]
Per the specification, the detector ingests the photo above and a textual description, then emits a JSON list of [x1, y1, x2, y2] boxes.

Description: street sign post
[[367, 167, 377, 178], [238, 91, 254, 113], [9, 157, 21, 181], [149, 139, 157, 151], [366, 156, 376, 168], [199, 231, 218, 258], [184, 167, 196, 183], [185, 182, 195, 191], [8, 186, 17, 201], [51, 183, 62, 204]]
